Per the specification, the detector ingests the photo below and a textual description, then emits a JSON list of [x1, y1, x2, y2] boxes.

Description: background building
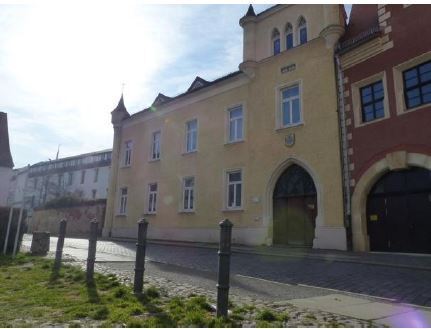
[[8, 149, 112, 212], [338, 5, 431, 253], [104, 4, 348, 250], [0, 112, 14, 207]]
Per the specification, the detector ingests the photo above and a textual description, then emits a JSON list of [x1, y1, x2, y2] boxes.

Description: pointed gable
[[152, 93, 172, 107], [0, 112, 14, 168], [187, 76, 209, 92]]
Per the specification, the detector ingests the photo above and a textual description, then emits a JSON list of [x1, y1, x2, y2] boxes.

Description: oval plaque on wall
[[285, 133, 295, 147]]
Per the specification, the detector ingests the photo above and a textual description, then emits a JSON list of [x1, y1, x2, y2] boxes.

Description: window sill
[[356, 115, 389, 128], [148, 158, 160, 163], [179, 210, 195, 214], [115, 214, 127, 217], [222, 208, 244, 213], [120, 165, 132, 169], [399, 102, 430, 116], [182, 150, 197, 156], [144, 212, 157, 216], [225, 139, 245, 146], [275, 122, 304, 132]]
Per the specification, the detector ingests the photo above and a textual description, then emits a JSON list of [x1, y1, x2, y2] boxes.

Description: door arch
[[367, 167, 431, 253], [273, 164, 317, 246]]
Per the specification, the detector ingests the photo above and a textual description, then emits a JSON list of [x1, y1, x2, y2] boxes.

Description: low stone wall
[[29, 202, 106, 237]]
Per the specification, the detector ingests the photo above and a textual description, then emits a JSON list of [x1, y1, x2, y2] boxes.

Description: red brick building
[[338, 5, 431, 253]]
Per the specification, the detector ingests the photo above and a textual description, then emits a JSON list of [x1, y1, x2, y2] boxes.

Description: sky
[[1, 3, 351, 168]]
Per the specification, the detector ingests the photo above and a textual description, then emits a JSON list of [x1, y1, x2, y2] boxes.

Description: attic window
[[272, 28, 281, 55], [298, 17, 307, 45]]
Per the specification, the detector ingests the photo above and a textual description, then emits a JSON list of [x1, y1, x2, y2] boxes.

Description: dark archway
[[273, 164, 317, 246], [367, 167, 431, 253]]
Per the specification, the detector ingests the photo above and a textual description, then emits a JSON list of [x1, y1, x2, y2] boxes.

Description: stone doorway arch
[[351, 151, 431, 251]]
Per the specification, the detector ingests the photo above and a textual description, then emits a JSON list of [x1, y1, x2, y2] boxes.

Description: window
[[185, 119, 198, 153], [228, 106, 244, 142], [151, 131, 161, 160], [94, 168, 99, 183], [81, 170, 86, 184], [227, 170, 242, 209], [58, 173, 64, 187], [182, 177, 195, 211], [272, 29, 280, 55], [92, 189, 97, 199], [33, 178, 38, 189], [285, 23, 293, 49], [124, 141, 132, 166], [360, 81, 385, 122], [281, 84, 301, 127], [403, 60, 431, 109], [119, 187, 128, 214], [148, 183, 158, 213], [298, 17, 307, 45], [67, 172, 73, 185]]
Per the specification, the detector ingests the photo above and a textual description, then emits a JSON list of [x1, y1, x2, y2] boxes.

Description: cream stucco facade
[[104, 5, 347, 250]]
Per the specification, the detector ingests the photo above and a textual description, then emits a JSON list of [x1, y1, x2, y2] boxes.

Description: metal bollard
[[216, 219, 233, 317], [53, 219, 67, 272], [134, 218, 149, 295], [86, 220, 98, 283]]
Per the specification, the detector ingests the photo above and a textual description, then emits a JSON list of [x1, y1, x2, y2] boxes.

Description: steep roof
[[338, 4, 380, 54], [0, 112, 14, 168], [130, 70, 243, 119]]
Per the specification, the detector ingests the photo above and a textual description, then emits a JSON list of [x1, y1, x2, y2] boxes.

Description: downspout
[[335, 54, 353, 251]]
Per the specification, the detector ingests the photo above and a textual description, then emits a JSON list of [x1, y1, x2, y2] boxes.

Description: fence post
[[216, 218, 233, 317], [134, 218, 149, 295], [86, 220, 98, 283], [53, 219, 67, 272]]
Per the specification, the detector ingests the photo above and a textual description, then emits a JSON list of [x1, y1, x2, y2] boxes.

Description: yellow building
[[103, 4, 348, 250]]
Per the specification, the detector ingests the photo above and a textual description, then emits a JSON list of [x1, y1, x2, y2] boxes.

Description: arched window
[[298, 16, 307, 45], [285, 23, 293, 50], [272, 28, 281, 55]]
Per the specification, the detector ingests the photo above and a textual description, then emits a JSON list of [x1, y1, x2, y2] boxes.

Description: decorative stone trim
[[347, 133, 352, 140], [347, 148, 353, 155], [349, 163, 355, 171], [350, 179, 355, 187], [345, 118, 352, 126]]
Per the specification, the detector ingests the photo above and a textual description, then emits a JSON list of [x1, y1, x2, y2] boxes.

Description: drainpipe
[[335, 54, 353, 251]]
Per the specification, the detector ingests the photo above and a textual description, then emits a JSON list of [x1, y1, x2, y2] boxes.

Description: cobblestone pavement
[[22, 235, 431, 307]]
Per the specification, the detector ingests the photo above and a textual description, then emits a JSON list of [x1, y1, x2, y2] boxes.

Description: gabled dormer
[[152, 93, 172, 107], [187, 77, 210, 92]]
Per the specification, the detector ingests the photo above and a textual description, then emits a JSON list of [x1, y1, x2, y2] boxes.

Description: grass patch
[[0, 254, 239, 327]]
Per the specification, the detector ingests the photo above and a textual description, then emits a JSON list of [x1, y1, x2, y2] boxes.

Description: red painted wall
[[343, 5, 431, 182]]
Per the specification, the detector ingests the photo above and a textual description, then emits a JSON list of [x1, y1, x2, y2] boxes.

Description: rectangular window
[[148, 183, 158, 213], [360, 80, 385, 122], [273, 38, 280, 55], [124, 141, 132, 166], [182, 177, 195, 211], [281, 84, 301, 127], [92, 189, 97, 199], [81, 170, 85, 184], [227, 170, 242, 209], [151, 131, 161, 160], [58, 173, 64, 187], [403, 60, 431, 109], [67, 172, 73, 185], [228, 106, 244, 142], [185, 119, 198, 153], [94, 168, 99, 183], [119, 187, 128, 214], [33, 178, 38, 189]]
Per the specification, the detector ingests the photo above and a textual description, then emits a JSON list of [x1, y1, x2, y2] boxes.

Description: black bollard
[[86, 220, 98, 283], [216, 219, 233, 317], [134, 218, 149, 295], [53, 219, 67, 272]]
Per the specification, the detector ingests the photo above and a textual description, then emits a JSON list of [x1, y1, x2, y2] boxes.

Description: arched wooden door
[[367, 167, 431, 253], [273, 164, 317, 246]]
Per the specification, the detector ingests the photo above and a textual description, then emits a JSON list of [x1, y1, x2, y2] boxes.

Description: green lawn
[[0, 254, 241, 328]]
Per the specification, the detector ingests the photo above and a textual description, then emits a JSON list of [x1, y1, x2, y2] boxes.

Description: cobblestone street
[[22, 234, 431, 308]]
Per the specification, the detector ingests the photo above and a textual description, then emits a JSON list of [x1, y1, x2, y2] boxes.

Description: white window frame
[[185, 119, 198, 153], [151, 131, 161, 161], [67, 172, 73, 186], [147, 183, 158, 214], [94, 168, 99, 183], [227, 105, 244, 143], [124, 140, 132, 166], [118, 187, 128, 215], [276, 81, 303, 129], [182, 177, 195, 212], [226, 169, 243, 210]]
